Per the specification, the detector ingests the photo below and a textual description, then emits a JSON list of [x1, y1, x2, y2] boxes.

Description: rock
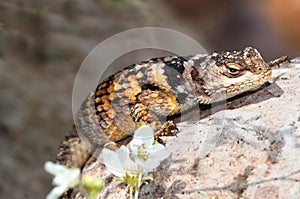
[[70, 59, 300, 198]]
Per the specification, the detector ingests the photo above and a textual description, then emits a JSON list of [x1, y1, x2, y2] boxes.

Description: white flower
[[44, 161, 80, 199], [102, 125, 170, 177], [129, 125, 170, 172], [103, 146, 140, 177]]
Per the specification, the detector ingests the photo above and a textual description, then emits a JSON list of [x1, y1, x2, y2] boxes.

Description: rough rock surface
[[69, 60, 300, 199]]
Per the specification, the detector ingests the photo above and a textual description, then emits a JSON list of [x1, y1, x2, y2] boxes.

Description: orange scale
[[133, 87, 142, 95], [107, 109, 116, 119], [96, 105, 103, 112], [136, 71, 144, 78], [129, 95, 137, 101], [114, 83, 123, 91], [95, 97, 102, 103], [103, 117, 112, 121], [99, 82, 107, 88], [122, 83, 130, 89], [109, 127, 126, 142], [101, 95, 109, 101], [108, 92, 116, 100], [103, 101, 111, 110], [127, 75, 137, 82], [150, 93, 159, 98], [124, 89, 133, 98], [107, 85, 114, 93], [142, 95, 150, 100]]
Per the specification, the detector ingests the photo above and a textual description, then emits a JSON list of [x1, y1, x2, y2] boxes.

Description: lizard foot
[[154, 120, 178, 139]]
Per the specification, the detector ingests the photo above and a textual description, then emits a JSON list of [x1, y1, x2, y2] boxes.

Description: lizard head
[[210, 47, 272, 99]]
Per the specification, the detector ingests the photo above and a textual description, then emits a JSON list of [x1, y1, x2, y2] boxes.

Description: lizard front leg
[[130, 89, 180, 138]]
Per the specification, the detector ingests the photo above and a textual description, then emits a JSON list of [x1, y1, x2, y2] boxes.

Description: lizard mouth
[[249, 69, 272, 89], [225, 68, 272, 98]]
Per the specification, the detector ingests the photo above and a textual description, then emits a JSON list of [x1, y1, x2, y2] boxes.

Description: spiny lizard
[[56, 47, 287, 170]]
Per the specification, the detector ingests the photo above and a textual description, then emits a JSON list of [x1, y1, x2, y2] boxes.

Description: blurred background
[[0, 0, 299, 198]]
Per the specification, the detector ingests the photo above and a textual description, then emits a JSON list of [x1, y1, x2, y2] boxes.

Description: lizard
[[56, 47, 288, 171]]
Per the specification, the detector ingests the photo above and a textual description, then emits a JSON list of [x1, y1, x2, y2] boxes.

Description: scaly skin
[[56, 47, 287, 169]]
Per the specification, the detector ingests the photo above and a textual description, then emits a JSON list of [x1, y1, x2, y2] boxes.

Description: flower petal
[[130, 126, 154, 150], [52, 168, 80, 187], [148, 143, 168, 154], [102, 148, 126, 177], [44, 161, 80, 187], [44, 161, 69, 176], [117, 146, 130, 164], [117, 146, 136, 170], [143, 146, 170, 172], [46, 185, 66, 199]]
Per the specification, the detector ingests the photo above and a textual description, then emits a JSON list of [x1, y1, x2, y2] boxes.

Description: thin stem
[[134, 173, 143, 199], [130, 185, 133, 199]]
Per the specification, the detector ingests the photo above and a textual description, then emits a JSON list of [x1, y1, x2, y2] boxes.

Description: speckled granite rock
[[71, 59, 300, 199]]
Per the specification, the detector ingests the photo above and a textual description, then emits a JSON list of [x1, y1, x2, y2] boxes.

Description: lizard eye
[[228, 67, 239, 74], [226, 64, 240, 75]]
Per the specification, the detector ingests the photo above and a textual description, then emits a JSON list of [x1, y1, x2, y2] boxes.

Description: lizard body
[[56, 47, 286, 169]]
